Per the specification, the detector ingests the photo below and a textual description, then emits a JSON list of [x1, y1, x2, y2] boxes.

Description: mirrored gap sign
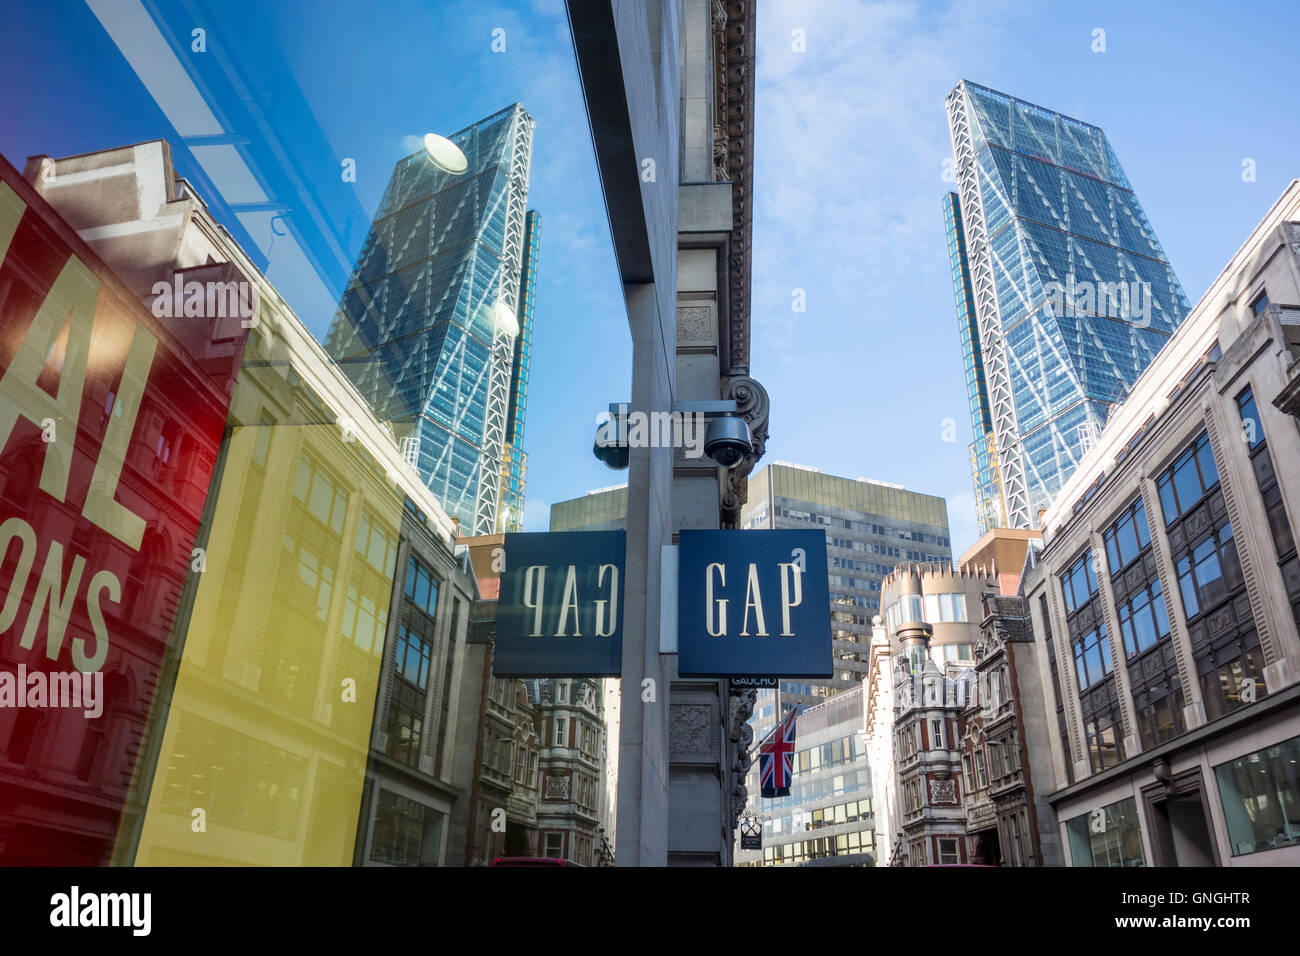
[[494, 531, 625, 677]]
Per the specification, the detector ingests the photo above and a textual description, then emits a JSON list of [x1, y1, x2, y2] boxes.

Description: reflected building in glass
[[327, 105, 535, 536], [20, 139, 481, 867], [945, 80, 1190, 529]]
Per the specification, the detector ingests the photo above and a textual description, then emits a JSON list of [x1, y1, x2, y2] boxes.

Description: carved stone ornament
[[929, 779, 956, 805], [670, 704, 715, 760], [728, 686, 758, 827], [720, 372, 770, 528]]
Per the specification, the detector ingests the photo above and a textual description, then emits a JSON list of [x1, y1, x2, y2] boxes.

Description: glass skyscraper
[[327, 104, 534, 534], [945, 80, 1190, 529]]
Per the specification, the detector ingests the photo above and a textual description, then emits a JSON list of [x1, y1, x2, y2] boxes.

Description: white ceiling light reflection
[[422, 133, 468, 174]]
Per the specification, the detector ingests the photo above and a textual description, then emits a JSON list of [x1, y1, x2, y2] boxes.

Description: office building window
[[1072, 622, 1113, 690], [1133, 676, 1184, 751], [1117, 579, 1171, 658], [1038, 595, 1073, 786], [1156, 431, 1219, 525], [1084, 712, 1121, 772], [396, 626, 431, 691], [938, 838, 960, 865], [544, 832, 564, 859], [405, 556, 440, 618], [1103, 497, 1151, 576], [1080, 680, 1126, 773], [385, 683, 424, 768], [371, 791, 441, 866], [1175, 520, 1241, 620], [1250, 290, 1270, 316], [1200, 637, 1265, 722], [1100, 492, 1182, 756], [1237, 386, 1300, 633], [1060, 550, 1099, 614], [1215, 736, 1300, 856], [1066, 797, 1144, 867], [1158, 431, 1264, 723], [922, 593, 968, 622]]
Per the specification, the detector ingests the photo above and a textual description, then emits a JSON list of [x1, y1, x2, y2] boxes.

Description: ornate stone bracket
[[727, 685, 758, 829], [720, 371, 770, 528]]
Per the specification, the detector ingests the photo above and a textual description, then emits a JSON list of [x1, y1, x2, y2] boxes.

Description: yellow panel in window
[[130, 423, 402, 865]]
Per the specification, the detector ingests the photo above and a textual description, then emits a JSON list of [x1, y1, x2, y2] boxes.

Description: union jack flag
[[758, 707, 797, 798]]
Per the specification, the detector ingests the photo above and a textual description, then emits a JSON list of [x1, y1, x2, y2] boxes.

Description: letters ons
[[0, 182, 153, 670]]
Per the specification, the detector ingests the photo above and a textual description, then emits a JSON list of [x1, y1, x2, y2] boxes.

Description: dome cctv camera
[[704, 413, 752, 469], [593, 414, 630, 470]]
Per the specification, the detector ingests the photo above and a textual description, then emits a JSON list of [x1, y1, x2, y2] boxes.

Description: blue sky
[[1, 0, 1296, 556]]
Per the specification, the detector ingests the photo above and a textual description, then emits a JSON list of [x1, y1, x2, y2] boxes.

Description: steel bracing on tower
[[948, 85, 1030, 529], [476, 107, 534, 535]]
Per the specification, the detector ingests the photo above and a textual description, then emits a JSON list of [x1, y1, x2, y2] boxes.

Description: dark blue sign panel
[[677, 529, 832, 678], [495, 531, 625, 677]]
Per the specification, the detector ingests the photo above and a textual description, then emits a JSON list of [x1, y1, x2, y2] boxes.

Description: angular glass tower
[[498, 209, 540, 533], [945, 81, 1190, 528], [944, 191, 1005, 534], [326, 104, 534, 534]]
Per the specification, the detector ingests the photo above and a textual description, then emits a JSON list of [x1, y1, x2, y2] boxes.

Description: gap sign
[[677, 529, 832, 678], [495, 531, 625, 676]]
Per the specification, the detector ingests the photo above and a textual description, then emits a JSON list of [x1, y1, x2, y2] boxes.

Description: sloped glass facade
[[947, 81, 1190, 525], [327, 104, 533, 531]]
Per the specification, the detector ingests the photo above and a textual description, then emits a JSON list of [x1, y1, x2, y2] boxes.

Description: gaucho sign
[[0, 156, 245, 864]]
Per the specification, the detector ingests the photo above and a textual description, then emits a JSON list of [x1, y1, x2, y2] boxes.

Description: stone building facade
[[890, 570, 974, 866], [870, 563, 992, 864], [1023, 181, 1300, 867], [535, 678, 608, 866], [960, 593, 1063, 866]]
